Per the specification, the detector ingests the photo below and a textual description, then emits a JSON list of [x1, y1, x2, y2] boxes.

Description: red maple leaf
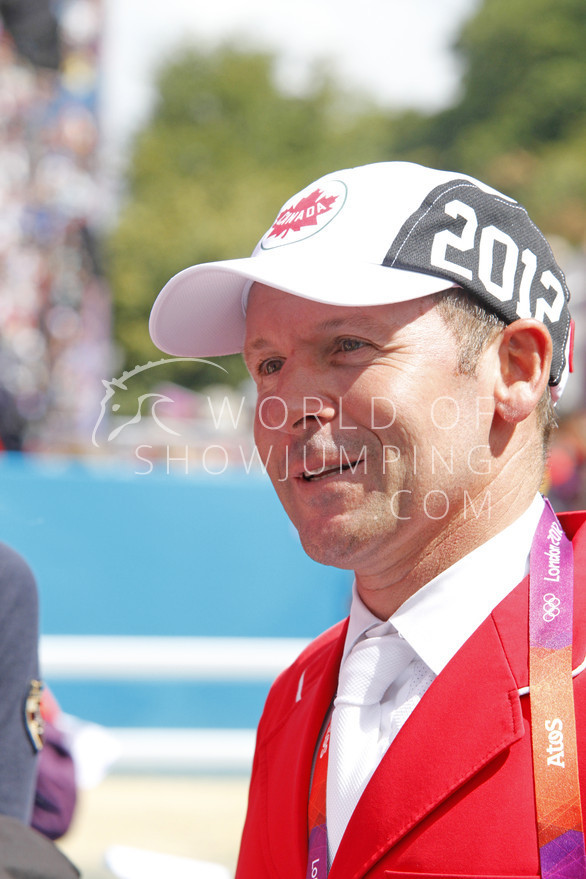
[[267, 189, 339, 240]]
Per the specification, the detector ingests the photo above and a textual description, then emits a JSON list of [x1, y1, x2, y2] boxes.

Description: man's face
[[244, 284, 498, 577]]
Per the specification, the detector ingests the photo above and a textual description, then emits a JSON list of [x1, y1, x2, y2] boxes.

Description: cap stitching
[[388, 180, 480, 267]]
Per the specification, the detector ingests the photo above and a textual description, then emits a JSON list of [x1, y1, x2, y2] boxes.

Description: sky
[[100, 0, 480, 155]]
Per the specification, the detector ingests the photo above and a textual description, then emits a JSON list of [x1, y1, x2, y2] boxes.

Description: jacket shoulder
[[294, 619, 348, 667], [559, 509, 586, 541], [258, 619, 347, 739]]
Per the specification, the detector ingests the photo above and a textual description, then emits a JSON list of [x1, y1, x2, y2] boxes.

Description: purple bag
[[31, 720, 77, 840]]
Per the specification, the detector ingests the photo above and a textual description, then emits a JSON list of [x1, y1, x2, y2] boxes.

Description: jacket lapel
[[329, 608, 525, 879], [264, 622, 348, 879]]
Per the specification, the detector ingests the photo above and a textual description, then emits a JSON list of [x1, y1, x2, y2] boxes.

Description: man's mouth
[[301, 457, 365, 482]]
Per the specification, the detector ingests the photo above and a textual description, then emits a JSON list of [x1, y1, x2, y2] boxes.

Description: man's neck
[[354, 488, 541, 620]]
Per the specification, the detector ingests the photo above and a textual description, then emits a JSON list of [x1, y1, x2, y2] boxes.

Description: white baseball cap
[[149, 161, 573, 399]]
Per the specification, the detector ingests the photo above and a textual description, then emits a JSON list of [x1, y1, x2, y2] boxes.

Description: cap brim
[[149, 254, 456, 357]]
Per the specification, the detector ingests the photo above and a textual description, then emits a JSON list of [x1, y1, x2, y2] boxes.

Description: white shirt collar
[[344, 493, 545, 675]]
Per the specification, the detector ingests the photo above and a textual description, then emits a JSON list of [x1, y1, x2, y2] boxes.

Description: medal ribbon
[[530, 499, 586, 877], [306, 719, 331, 879]]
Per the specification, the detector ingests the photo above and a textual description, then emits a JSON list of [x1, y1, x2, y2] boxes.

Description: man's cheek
[[253, 432, 282, 478]]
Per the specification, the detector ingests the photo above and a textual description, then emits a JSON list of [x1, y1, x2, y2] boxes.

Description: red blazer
[[236, 511, 586, 879]]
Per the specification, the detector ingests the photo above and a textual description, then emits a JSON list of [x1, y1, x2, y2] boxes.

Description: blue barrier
[[0, 454, 351, 735]]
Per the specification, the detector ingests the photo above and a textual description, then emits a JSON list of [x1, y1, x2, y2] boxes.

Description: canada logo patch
[[261, 180, 347, 249]]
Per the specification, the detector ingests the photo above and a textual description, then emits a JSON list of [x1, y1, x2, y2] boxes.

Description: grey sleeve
[[0, 542, 40, 822]]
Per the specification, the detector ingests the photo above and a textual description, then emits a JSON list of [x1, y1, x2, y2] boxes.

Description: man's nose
[[257, 369, 337, 434]]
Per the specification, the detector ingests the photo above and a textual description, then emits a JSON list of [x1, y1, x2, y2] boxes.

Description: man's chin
[[299, 540, 357, 570], [296, 519, 372, 571]]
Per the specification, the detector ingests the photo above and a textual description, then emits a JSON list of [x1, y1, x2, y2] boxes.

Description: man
[[0, 540, 43, 823], [150, 162, 585, 877]]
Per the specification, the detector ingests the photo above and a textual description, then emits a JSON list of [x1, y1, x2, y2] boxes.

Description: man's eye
[[339, 338, 364, 353], [260, 358, 283, 375]]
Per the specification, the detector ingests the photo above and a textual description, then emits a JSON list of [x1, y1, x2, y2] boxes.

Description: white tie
[[326, 632, 415, 860]]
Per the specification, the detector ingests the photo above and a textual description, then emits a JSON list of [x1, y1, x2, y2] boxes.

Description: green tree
[[107, 45, 391, 391], [389, 0, 586, 242]]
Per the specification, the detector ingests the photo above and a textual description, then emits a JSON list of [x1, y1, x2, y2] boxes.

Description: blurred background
[[0, 0, 584, 875]]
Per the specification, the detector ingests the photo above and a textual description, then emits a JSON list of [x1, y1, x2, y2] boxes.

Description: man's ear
[[494, 319, 552, 423]]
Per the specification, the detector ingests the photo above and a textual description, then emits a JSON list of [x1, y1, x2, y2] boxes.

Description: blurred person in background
[[150, 162, 585, 878], [0, 397, 78, 877], [0, 388, 41, 818], [547, 412, 586, 512], [31, 687, 77, 842], [0, 385, 25, 451], [0, 538, 41, 822]]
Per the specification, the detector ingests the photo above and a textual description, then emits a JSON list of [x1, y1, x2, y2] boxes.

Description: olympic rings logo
[[543, 593, 561, 623]]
